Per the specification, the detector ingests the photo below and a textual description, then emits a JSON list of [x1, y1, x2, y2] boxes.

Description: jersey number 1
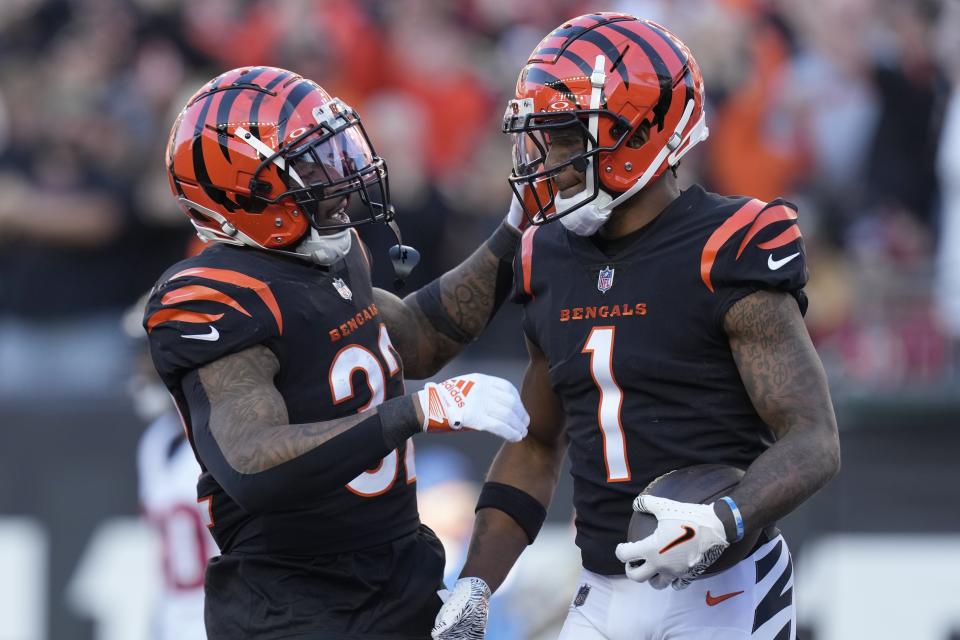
[[583, 326, 631, 482]]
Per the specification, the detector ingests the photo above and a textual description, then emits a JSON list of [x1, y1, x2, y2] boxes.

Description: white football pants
[[558, 534, 795, 640]]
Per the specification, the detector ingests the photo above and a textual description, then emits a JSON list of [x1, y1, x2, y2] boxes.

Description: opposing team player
[[145, 67, 530, 639], [125, 297, 217, 640], [433, 14, 840, 640]]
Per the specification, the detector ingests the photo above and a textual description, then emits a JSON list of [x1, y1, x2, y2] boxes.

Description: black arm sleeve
[[183, 371, 398, 513], [410, 221, 520, 344]]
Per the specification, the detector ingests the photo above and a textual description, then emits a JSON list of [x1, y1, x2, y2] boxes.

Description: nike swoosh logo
[[767, 252, 800, 270], [182, 326, 219, 341], [706, 590, 744, 606], [659, 525, 696, 554]]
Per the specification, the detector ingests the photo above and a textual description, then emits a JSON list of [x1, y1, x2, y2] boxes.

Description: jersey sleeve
[[703, 198, 809, 326], [143, 268, 283, 379]]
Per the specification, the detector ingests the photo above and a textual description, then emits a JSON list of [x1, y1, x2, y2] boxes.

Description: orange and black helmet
[[166, 66, 392, 250], [503, 13, 708, 224]]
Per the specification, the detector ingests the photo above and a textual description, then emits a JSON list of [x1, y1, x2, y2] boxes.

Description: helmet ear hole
[[626, 121, 650, 149]]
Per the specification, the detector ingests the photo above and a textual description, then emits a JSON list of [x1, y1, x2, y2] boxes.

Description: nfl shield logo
[[332, 278, 353, 300], [573, 584, 591, 607], [597, 266, 615, 294]]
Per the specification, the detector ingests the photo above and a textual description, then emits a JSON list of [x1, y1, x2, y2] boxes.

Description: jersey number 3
[[330, 324, 416, 497], [583, 326, 631, 482]]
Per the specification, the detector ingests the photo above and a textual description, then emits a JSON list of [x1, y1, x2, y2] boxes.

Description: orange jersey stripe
[[170, 267, 283, 335], [521, 226, 540, 297], [146, 309, 224, 332], [736, 205, 798, 258], [757, 224, 802, 250], [351, 229, 372, 270], [700, 199, 765, 293], [161, 285, 252, 317]]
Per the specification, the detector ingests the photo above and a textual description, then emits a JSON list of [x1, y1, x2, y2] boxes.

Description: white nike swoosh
[[767, 252, 800, 271], [182, 326, 219, 341]]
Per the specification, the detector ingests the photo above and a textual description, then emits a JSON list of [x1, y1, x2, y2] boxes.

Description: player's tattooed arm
[[374, 223, 519, 379], [197, 345, 417, 474], [458, 338, 568, 592], [722, 289, 841, 537]]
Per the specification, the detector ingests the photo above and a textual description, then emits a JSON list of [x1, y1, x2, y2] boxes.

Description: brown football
[[626, 464, 761, 576]]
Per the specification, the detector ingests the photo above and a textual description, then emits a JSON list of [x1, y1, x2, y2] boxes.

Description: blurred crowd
[[1, 0, 959, 398]]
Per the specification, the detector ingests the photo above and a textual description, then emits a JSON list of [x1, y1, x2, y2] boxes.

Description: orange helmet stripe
[[169, 267, 283, 335]]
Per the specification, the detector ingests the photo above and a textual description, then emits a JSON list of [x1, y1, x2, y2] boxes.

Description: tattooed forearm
[[436, 243, 501, 339], [375, 224, 519, 379], [722, 290, 840, 533], [198, 345, 371, 474]]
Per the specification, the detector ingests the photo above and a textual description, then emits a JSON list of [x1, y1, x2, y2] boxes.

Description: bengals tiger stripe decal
[[700, 200, 802, 293], [146, 268, 283, 335]]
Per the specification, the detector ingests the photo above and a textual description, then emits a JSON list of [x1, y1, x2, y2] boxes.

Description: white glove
[[615, 495, 730, 590], [432, 577, 490, 639], [416, 374, 529, 442], [505, 185, 529, 232]]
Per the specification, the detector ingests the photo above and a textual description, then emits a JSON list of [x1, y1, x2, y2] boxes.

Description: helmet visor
[[266, 110, 390, 231], [289, 124, 378, 198]]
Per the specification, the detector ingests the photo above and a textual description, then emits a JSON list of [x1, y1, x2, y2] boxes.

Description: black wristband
[[486, 220, 521, 261], [411, 279, 473, 344], [379, 394, 422, 449], [476, 481, 547, 545]]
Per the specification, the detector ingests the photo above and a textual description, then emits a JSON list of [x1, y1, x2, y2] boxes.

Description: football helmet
[[503, 13, 709, 226], [166, 66, 394, 263]]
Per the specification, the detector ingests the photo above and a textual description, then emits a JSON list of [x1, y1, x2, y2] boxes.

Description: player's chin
[[313, 200, 351, 232]]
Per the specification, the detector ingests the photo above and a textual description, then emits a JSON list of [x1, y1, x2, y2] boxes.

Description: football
[[627, 464, 762, 576]]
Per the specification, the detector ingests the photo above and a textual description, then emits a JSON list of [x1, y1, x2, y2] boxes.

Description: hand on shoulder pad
[[416, 373, 529, 442]]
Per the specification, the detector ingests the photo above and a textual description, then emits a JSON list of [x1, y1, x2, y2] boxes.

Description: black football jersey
[[514, 185, 808, 575], [144, 237, 418, 556]]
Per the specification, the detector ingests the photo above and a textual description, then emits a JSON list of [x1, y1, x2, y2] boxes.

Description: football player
[[126, 296, 217, 640], [433, 14, 840, 640], [144, 67, 530, 639]]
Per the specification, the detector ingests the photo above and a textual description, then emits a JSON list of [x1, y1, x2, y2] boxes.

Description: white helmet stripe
[[234, 125, 305, 188]]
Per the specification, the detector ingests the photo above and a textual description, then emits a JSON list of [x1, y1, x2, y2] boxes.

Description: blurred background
[[1, 0, 958, 638]]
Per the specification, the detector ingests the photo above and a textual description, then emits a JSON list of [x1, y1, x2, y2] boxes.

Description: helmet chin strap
[[294, 227, 353, 265], [558, 55, 613, 237]]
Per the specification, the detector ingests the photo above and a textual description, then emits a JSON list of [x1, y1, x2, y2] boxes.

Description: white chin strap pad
[[557, 189, 614, 236], [295, 228, 353, 265]]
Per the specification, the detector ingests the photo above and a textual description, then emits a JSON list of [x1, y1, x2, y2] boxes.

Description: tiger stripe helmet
[[166, 66, 392, 250], [503, 13, 708, 225]]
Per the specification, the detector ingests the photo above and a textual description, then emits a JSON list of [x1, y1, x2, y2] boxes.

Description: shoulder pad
[[700, 198, 807, 296], [144, 266, 282, 375]]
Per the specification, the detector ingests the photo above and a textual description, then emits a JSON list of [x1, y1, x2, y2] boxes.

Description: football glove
[[505, 186, 529, 232], [615, 495, 730, 590], [416, 374, 529, 443], [432, 577, 490, 639]]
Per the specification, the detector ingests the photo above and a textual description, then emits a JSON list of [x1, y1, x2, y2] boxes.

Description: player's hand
[[615, 496, 729, 590], [416, 374, 529, 442], [432, 577, 490, 639], [505, 185, 529, 232]]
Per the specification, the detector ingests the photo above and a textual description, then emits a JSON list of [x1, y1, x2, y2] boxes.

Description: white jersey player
[[137, 410, 217, 640]]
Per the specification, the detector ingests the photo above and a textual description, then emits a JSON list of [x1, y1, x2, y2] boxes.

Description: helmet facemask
[[503, 97, 632, 227], [245, 98, 393, 235]]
